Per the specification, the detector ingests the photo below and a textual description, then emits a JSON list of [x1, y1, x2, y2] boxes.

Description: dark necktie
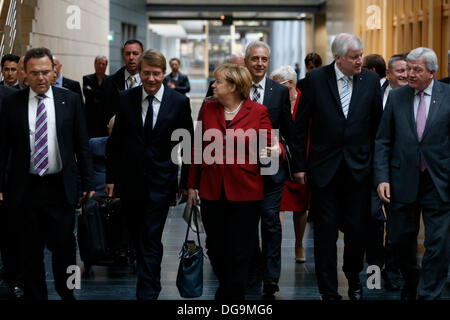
[[144, 95, 154, 131], [33, 94, 48, 176]]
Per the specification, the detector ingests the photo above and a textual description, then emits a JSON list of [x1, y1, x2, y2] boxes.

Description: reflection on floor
[[1, 202, 449, 301]]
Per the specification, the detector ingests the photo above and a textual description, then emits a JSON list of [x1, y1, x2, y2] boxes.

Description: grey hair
[[331, 33, 364, 58], [95, 55, 108, 64], [406, 47, 438, 73], [245, 41, 271, 60], [269, 65, 297, 84]]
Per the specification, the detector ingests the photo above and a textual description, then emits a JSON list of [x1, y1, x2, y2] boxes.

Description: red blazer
[[187, 98, 282, 201]]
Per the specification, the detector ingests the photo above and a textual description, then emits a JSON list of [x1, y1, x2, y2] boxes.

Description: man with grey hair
[[438, 50, 450, 85], [83, 55, 109, 137], [244, 40, 303, 298], [296, 33, 383, 300], [374, 47, 450, 300]]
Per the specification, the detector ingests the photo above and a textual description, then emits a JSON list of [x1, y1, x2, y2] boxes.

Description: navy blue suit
[[106, 85, 194, 299]]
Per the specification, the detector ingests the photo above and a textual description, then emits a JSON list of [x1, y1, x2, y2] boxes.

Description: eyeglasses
[[29, 70, 53, 77], [141, 71, 163, 77]]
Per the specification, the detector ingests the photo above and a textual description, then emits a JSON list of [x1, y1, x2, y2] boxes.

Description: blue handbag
[[176, 205, 204, 298]]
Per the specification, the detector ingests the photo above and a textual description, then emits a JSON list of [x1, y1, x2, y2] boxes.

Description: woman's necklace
[[224, 100, 244, 115]]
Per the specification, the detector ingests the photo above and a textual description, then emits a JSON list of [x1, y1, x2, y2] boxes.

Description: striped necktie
[[252, 84, 261, 103], [33, 94, 49, 176], [339, 76, 351, 118]]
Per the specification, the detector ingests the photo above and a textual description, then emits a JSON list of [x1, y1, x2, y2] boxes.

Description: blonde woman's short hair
[[213, 63, 252, 99]]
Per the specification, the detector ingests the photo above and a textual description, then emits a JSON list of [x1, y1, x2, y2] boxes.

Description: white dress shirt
[[124, 70, 141, 90], [141, 85, 164, 128], [413, 80, 433, 120], [28, 87, 62, 174], [383, 84, 392, 109], [251, 77, 266, 105]]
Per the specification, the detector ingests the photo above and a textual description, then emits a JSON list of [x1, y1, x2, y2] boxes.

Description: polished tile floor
[[1, 202, 449, 301]]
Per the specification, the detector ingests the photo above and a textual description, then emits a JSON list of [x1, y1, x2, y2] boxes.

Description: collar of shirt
[[29, 86, 54, 101], [142, 85, 164, 104], [334, 63, 352, 82], [414, 80, 434, 96], [5, 80, 19, 87], [125, 70, 141, 84], [252, 77, 266, 91], [55, 75, 63, 87]]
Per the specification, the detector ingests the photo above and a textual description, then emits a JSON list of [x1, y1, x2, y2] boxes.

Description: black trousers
[[20, 173, 76, 300], [0, 201, 24, 288], [248, 178, 284, 285], [201, 195, 260, 300], [311, 162, 371, 298], [386, 170, 450, 300], [123, 197, 169, 300]]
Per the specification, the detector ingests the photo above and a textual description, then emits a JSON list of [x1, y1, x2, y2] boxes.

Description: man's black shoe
[[9, 285, 24, 300], [347, 275, 363, 300], [382, 270, 401, 291], [262, 281, 279, 297]]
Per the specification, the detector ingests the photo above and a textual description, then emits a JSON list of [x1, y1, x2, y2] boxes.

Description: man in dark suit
[[0, 84, 23, 299], [83, 55, 108, 138], [375, 47, 450, 300], [1, 54, 20, 89], [0, 48, 95, 300], [296, 33, 383, 300], [244, 41, 302, 297], [297, 52, 322, 92], [102, 40, 144, 122], [438, 50, 450, 84], [52, 57, 83, 99], [105, 49, 194, 300], [163, 57, 190, 95]]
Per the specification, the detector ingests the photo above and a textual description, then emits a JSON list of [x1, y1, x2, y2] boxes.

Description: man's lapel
[[262, 78, 273, 108], [404, 86, 418, 140], [52, 86, 65, 141], [326, 63, 344, 115], [20, 88, 31, 152], [347, 73, 362, 119], [422, 82, 444, 140], [153, 86, 169, 132]]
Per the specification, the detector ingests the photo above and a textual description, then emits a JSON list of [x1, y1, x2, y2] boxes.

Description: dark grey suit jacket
[[374, 80, 450, 203]]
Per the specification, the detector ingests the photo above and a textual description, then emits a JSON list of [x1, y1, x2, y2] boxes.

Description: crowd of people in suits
[[0, 33, 449, 301]]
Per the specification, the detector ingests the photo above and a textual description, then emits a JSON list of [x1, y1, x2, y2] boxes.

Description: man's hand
[[293, 172, 305, 184], [295, 172, 307, 185], [81, 190, 96, 200], [0, 192, 3, 201], [178, 189, 188, 204], [377, 182, 391, 203], [187, 188, 198, 207], [105, 184, 114, 198]]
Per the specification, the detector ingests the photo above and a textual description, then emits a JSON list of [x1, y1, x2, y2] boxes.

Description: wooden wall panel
[[355, 0, 448, 79]]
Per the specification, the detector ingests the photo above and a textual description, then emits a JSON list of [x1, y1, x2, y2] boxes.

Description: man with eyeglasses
[[105, 49, 194, 300], [0, 47, 95, 300]]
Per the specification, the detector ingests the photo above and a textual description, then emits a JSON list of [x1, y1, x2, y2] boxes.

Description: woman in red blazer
[[187, 63, 282, 300]]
